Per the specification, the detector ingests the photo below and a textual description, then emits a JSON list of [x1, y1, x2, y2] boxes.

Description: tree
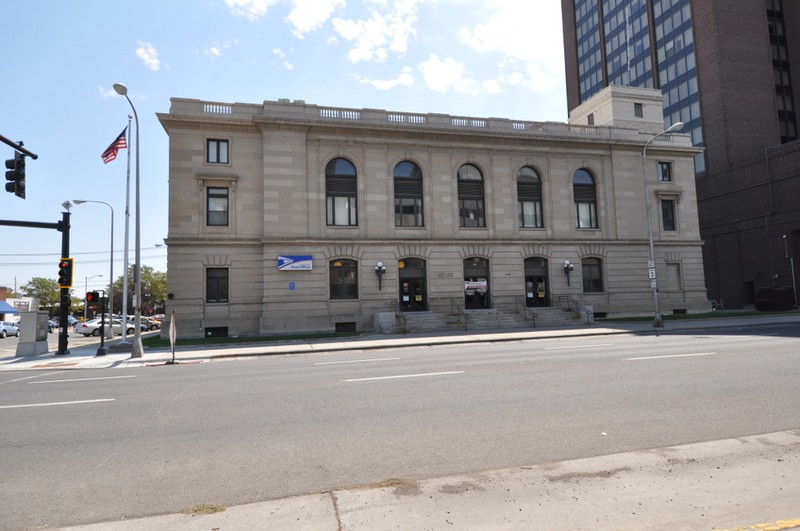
[[111, 265, 167, 316], [20, 277, 61, 308]]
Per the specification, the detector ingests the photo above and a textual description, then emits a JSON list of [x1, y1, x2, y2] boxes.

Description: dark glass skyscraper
[[567, 0, 704, 171], [562, 0, 800, 309]]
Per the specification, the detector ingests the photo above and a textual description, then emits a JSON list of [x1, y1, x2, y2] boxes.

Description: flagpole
[[121, 115, 132, 343]]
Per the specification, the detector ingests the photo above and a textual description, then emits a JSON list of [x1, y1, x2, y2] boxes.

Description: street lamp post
[[113, 82, 143, 358], [642, 121, 684, 328], [74, 199, 114, 338], [83, 274, 102, 319], [784, 234, 798, 309]]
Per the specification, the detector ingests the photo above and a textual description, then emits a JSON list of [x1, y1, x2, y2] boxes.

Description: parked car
[[124, 319, 148, 332], [141, 317, 161, 330], [0, 321, 20, 338], [48, 320, 57, 333], [74, 318, 134, 337]]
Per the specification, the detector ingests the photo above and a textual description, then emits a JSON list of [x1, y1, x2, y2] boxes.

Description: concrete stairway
[[396, 306, 588, 334]]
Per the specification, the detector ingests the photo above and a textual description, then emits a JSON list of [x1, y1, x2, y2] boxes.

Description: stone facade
[[158, 86, 708, 338]]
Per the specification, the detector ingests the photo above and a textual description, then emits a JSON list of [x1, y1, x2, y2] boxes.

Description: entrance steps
[[395, 306, 588, 334]]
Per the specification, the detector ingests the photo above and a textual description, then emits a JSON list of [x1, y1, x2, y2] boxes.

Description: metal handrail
[[450, 298, 468, 329], [514, 297, 537, 327], [391, 300, 407, 334], [559, 296, 593, 325]]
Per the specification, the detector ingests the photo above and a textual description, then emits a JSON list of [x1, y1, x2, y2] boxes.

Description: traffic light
[[4, 152, 26, 199], [57, 258, 73, 288], [86, 291, 100, 306]]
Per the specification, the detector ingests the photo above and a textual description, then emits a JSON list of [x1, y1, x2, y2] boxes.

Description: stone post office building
[[158, 86, 708, 339]]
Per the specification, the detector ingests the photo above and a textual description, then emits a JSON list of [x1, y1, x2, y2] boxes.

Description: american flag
[[101, 127, 128, 164]]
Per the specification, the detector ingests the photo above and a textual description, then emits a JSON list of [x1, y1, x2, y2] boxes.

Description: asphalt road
[[1, 324, 799, 529]]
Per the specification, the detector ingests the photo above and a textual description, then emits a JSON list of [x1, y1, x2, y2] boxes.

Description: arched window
[[394, 161, 424, 227], [573, 168, 598, 228], [517, 166, 543, 228], [458, 163, 485, 227], [326, 158, 357, 226], [329, 259, 358, 299], [581, 257, 603, 293]]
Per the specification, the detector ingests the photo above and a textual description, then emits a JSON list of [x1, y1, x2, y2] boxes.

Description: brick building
[[562, 0, 800, 308]]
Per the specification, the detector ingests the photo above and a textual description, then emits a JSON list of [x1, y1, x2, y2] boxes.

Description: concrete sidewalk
[[56, 430, 800, 531], [1, 312, 799, 371]]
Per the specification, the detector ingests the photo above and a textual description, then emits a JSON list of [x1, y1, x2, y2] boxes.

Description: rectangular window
[[519, 201, 543, 228], [326, 196, 357, 226], [395, 197, 424, 227], [634, 103, 643, 117], [329, 260, 358, 300], [207, 187, 229, 226], [206, 268, 229, 303], [658, 161, 672, 182], [207, 139, 229, 164], [666, 263, 682, 291], [661, 199, 676, 231], [576, 202, 598, 228], [459, 199, 485, 227], [582, 258, 604, 293]]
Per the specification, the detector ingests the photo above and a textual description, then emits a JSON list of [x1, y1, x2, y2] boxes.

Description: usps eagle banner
[[278, 256, 313, 271]]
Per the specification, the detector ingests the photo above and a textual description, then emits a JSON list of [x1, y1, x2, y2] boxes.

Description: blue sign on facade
[[278, 255, 313, 271], [288, 281, 296, 291]]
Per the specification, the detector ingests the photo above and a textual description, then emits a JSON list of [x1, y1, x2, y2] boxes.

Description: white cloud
[[355, 66, 414, 90], [418, 54, 478, 95], [136, 41, 161, 72], [456, 2, 565, 94], [272, 48, 295, 70], [225, 0, 279, 21], [332, 0, 419, 63], [97, 86, 118, 99], [202, 39, 240, 60], [286, 0, 344, 38]]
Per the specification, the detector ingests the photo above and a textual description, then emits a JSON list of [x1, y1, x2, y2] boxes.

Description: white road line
[[624, 352, 717, 361], [0, 399, 115, 410], [314, 357, 401, 365], [29, 375, 137, 385], [343, 371, 464, 382], [0, 372, 63, 386], [544, 344, 614, 350]]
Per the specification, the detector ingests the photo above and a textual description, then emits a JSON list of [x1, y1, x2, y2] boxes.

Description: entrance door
[[464, 257, 491, 309], [398, 258, 427, 311], [524, 257, 549, 307]]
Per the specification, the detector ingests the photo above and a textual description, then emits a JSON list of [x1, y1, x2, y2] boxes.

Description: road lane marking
[[624, 352, 716, 361], [0, 399, 115, 410], [544, 344, 613, 350], [343, 371, 464, 382], [28, 375, 136, 385], [0, 372, 63, 386], [314, 357, 401, 365]]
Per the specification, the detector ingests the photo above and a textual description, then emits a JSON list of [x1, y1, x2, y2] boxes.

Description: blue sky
[[1, 0, 566, 296]]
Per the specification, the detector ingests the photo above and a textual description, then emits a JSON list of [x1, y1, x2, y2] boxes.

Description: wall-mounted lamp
[[375, 260, 387, 291], [563, 259, 574, 286]]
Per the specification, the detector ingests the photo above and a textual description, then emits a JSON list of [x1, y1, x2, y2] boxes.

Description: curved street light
[[642, 121, 684, 328], [74, 199, 114, 339], [112, 83, 143, 358]]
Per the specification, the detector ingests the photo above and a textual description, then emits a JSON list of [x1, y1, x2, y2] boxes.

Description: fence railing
[[559, 296, 594, 325], [514, 297, 537, 327]]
